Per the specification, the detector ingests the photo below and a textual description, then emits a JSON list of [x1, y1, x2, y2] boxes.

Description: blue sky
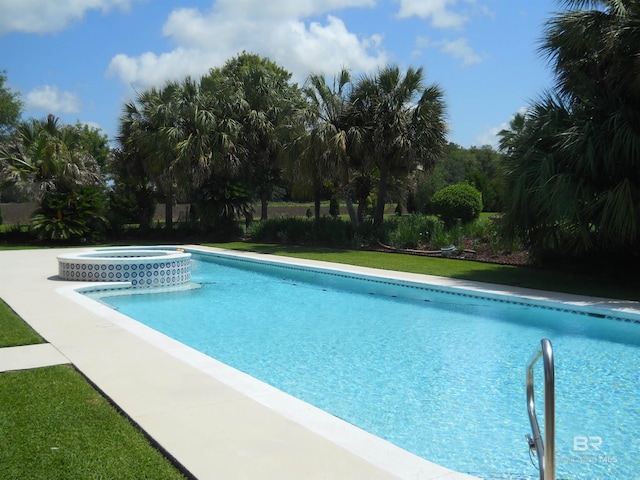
[[0, 0, 559, 148]]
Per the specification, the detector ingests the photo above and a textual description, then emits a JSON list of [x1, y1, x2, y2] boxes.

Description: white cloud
[[211, 0, 376, 20], [474, 127, 502, 148], [416, 36, 482, 66], [396, 0, 468, 29], [475, 107, 528, 148], [107, 2, 387, 91], [402, 1, 491, 67], [0, 0, 141, 34], [439, 37, 482, 65], [107, 49, 225, 89], [26, 85, 82, 114]]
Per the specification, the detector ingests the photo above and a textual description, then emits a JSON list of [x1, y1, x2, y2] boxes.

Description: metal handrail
[[526, 339, 555, 480]]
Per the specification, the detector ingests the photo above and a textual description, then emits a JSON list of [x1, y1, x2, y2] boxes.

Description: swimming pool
[[89, 249, 640, 479]]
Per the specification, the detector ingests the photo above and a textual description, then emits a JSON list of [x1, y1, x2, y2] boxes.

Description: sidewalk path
[[0, 343, 70, 373]]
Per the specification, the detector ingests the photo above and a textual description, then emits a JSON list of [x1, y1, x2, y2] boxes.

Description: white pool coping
[[2, 245, 639, 479]]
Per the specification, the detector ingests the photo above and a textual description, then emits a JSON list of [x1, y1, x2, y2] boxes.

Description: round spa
[[57, 247, 192, 288]]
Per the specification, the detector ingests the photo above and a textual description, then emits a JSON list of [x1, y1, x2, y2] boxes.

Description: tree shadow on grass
[[211, 242, 356, 256], [448, 263, 640, 301], [209, 242, 640, 302]]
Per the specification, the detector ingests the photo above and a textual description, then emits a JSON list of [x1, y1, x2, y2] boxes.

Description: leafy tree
[[421, 143, 504, 213], [74, 122, 111, 171], [466, 145, 504, 211], [0, 115, 106, 241], [119, 83, 183, 232], [437, 143, 480, 185], [350, 66, 447, 227], [205, 53, 299, 220], [0, 70, 23, 141], [329, 195, 340, 217], [499, 0, 640, 263]]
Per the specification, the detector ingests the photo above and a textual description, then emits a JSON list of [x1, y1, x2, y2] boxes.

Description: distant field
[[1, 203, 35, 225], [1, 202, 184, 225], [1, 202, 364, 225]]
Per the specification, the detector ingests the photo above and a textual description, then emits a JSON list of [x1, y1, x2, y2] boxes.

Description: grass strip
[[0, 299, 44, 347], [206, 242, 640, 301], [0, 365, 187, 480]]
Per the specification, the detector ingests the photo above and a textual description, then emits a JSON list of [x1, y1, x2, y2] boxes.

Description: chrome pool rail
[[526, 338, 555, 480]]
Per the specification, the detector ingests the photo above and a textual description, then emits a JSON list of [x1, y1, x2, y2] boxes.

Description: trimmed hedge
[[430, 183, 483, 226]]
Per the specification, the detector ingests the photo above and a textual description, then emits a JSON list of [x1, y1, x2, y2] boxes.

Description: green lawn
[[0, 299, 44, 347], [0, 365, 186, 480], [206, 242, 640, 301], [0, 299, 187, 479]]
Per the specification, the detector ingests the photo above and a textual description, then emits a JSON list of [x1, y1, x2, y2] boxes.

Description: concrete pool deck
[[2, 246, 639, 479], [0, 343, 69, 372]]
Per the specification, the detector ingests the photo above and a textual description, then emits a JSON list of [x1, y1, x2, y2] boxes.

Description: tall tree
[[205, 53, 298, 220], [0, 70, 23, 141], [119, 85, 176, 231], [291, 69, 360, 224], [107, 146, 157, 233], [75, 122, 111, 171], [350, 66, 447, 227], [118, 77, 238, 232], [500, 0, 640, 262]]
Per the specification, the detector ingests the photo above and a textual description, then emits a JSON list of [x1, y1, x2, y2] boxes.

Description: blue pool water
[[94, 252, 640, 479]]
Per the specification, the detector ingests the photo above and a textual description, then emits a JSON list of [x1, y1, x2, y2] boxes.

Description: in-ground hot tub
[[57, 247, 192, 288]]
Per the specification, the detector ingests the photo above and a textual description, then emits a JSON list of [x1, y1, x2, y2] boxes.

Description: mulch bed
[[376, 237, 530, 266]]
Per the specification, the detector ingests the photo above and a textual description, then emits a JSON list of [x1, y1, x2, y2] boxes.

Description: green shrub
[[248, 216, 387, 248], [194, 178, 254, 232], [388, 215, 441, 249], [430, 183, 483, 226], [313, 217, 354, 246], [106, 186, 156, 233], [249, 217, 310, 243], [31, 187, 108, 242]]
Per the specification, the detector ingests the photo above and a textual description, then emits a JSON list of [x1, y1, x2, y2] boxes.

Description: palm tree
[[499, 95, 578, 255], [118, 77, 239, 232], [210, 53, 298, 220], [0, 114, 102, 198], [291, 69, 360, 224], [119, 85, 175, 230], [350, 66, 447, 227], [541, 0, 640, 104], [500, 0, 640, 262], [0, 114, 106, 240]]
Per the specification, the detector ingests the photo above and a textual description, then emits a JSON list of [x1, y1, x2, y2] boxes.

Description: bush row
[[247, 213, 515, 254]]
